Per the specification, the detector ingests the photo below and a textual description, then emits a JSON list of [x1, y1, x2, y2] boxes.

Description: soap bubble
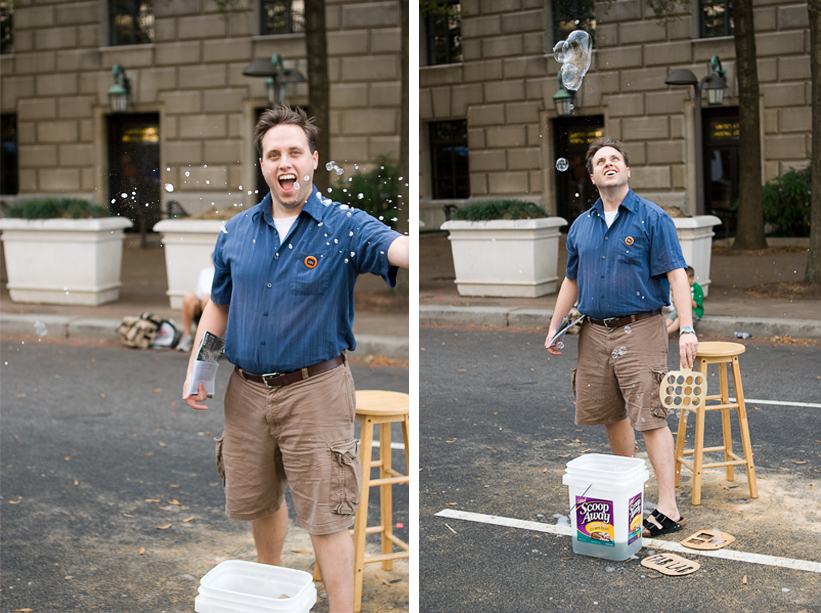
[[185, 171, 190, 177], [302, 175, 310, 182], [624, 325, 632, 334], [293, 182, 300, 191], [34, 321, 48, 338], [325, 161, 336, 171], [164, 184, 174, 192], [556, 158, 569, 172], [357, 193, 364, 200], [335, 167, 344, 176], [553, 30, 592, 92], [121, 193, 127, 198]]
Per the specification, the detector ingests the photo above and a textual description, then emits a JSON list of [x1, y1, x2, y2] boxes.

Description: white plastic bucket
[[194, 560, 317, 613], [562, 454, 650, 561]]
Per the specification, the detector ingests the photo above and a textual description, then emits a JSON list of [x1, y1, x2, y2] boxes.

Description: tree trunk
[[807, 0, 821, 284], [398, 0, 409, 238], [729, 0, 767, 250], [304, 0, 330, 193]]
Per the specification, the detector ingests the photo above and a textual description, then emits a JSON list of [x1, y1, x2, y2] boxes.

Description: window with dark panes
[[261, 0, 304, 35], [429, 120, 469, 200], [109, 0, 154, 46], [424, 0, 461, 66], [700, 0, 733, 38], [0, 0, 12, 55], [551, 0, 595, 46], [1, 114, 19, 195]]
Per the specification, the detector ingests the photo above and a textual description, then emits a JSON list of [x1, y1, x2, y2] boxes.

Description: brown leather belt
[[587, 308, 662, 329], [235, 354, 345, 388]]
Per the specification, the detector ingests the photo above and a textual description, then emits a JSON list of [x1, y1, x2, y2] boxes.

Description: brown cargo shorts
[[573, 314, 670, 431], [216, 359, 361, 535]]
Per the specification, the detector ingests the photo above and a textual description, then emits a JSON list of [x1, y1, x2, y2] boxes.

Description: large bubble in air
[[553, 30, 592, 92]]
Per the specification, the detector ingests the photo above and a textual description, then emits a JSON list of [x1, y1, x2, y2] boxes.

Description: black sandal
[[642, 509, 686, 537]]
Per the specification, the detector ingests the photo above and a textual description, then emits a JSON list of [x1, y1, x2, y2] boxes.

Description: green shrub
[[5, 198, 110, 220], [450, 199, 548, 221], [761, 164, 811, 237], [326, 155, 401, 230]]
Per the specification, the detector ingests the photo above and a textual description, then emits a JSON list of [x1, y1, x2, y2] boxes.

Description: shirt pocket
[[290, 249, 333, 295], [615, 234, 646, 267]]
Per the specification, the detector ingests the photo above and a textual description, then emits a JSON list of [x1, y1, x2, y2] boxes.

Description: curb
[[419, 305, 821, 340], [1, 313, 410, 359]]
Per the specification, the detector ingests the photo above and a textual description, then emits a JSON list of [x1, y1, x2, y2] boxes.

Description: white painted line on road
[[435, 509, 821, 574], [733, 398, 821, 409]]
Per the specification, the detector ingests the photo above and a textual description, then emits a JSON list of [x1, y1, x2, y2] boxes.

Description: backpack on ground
[[117, 312, 166, 349]]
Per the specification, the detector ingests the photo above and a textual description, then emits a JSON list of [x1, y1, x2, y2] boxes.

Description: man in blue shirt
[[545, 137, 698, 539], [182, 106, 408, 611]]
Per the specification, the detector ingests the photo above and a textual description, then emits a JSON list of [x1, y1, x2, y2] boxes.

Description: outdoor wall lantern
[[242, 54, 307, 107], [664, 56, 728, 216], [552, 73, 575, 117], [107, 64, 131, 113]]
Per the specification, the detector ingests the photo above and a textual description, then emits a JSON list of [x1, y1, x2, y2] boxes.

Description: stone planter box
[[440, 217, 568, 298], [673, 215, 722, 297], [0, 217, 133, 306], [153, 219, 222, 309]]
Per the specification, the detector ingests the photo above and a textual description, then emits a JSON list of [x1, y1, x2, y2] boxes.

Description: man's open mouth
[[278, 174, 297, 191]]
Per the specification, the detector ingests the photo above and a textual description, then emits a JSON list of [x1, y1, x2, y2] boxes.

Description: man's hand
[[183, 379, 209, 410], [545, 329, 563, 355], [679, 333, 698, 370]]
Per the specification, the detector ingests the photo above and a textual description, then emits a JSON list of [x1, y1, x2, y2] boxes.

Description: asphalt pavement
[[419, 326, 821, 613], [0, 336, 409, 613]]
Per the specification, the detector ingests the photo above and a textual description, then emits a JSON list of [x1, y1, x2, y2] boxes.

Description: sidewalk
[[0, 235, 410, 359], [420, 232, 821, 340]]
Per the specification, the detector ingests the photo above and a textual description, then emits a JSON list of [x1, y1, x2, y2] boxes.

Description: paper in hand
[[188, 332, 225, 398], [548, 314, 585, 347]]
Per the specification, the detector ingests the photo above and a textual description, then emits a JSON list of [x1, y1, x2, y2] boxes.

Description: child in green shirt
[[665, 266, 703, 333]]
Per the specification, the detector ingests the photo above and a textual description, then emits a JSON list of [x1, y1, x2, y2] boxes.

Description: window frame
[[423, 0, 462, 66], [428, 119, 469, 200], [108, 0, 154, 47], [259, 0, 305, 36], [699, 0, 733, 39]]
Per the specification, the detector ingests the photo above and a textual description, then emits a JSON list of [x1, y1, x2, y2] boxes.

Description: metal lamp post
[[552, 73, 575, 117], [107, 64, 131, 113], [242, 54, 307, 107], [664, 56, 728, 216]]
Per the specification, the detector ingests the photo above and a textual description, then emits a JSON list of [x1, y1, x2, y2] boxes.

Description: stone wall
[[419, 0, 812, 216], [0, 0, 403, 215]]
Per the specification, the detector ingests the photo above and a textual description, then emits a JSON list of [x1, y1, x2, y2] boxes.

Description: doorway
[[552, 115, 604, 228], [108, 113, 160, 236], [703, 106, 739, 239]]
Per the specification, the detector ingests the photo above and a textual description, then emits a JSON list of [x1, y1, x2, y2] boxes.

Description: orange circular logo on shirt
[[304, 256, 318, 269], [625, 236, 634, 246]]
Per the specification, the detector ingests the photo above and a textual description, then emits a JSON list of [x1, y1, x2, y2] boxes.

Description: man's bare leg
[[641, 425, 681, 521], [312, 529, 355, 613], [180, 292, 201, 336], [604, 418, 636, 457], [251, 503, 289, 565]]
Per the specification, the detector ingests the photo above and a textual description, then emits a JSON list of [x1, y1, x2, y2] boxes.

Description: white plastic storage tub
[[194, 560, 317, 613], [562, 454, 650, 561]]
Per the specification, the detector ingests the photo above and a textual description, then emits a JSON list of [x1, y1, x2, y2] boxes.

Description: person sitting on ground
[[665, 266, 703, 334], [176, 264, 214, 352]]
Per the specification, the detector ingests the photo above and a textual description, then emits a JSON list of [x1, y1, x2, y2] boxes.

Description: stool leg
[[674, 404, 688, 487], [353, 417, 375, 613], [380, 422, 394, 571], [692, 398, 706, 506], [731, 357, 758, 499], [717, 362, 735, 482]]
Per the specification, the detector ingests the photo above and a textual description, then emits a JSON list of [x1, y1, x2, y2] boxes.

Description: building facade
[[419, 0, 812, 236], [0, 0, 404, 226]]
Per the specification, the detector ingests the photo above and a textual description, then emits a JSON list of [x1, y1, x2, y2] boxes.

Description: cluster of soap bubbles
[[325, 161, 345, 176], [610, 346, 627, 359], [553, 30, 592, 91], [34, 321, 48, 338]]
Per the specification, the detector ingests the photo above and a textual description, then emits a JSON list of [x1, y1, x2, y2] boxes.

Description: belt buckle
[[602, 317, 617, 330], [261, 372, 282, 388]]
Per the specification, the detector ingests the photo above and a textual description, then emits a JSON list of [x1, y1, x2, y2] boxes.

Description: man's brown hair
[[254, 106, 319, 157], [585, 137, 630, 176]]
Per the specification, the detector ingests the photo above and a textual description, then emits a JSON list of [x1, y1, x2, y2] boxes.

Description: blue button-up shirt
[[565, 189, 687, 320], [210, 187, 402, 374]]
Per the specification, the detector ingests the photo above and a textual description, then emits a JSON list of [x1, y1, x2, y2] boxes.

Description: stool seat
[[674, 341, 758, 505], [693, 341, 746, 358], [354, 390, 410, 415]]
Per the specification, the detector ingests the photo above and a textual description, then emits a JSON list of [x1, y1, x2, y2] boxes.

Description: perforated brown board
[[659, 365, 707, 411], [640, 553, 701, 576], [681, 529, 736, 551]]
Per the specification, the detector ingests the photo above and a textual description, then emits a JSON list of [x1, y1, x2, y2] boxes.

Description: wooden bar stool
[[314, 390, 410, 613], [674, 341, 758, 505]]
